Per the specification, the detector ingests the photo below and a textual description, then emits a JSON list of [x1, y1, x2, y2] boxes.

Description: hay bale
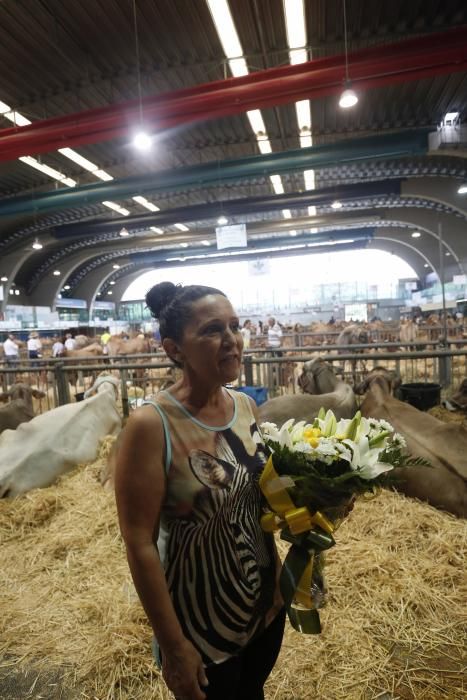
[[0, 444, 465, 699]]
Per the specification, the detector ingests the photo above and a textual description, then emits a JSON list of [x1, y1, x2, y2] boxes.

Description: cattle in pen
[[0, 375, 121, 498], [0, 383, 45, 435], [357, 368, 467, 518]]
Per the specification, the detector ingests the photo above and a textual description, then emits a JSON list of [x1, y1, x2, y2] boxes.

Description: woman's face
[[176, 294, 243, 384]]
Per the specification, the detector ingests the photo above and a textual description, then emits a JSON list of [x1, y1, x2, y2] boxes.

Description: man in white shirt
[[64, 333, 76, 351], [267, 317, 283, 352], [27, 332, 42, 360], [3, 334, 20, 366], [53, 338, 65, 357]]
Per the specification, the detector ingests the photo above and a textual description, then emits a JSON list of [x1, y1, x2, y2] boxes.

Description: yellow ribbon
[[259, 455, 334, 536]]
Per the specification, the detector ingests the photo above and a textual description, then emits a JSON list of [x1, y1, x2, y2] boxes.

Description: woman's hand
[[162, 638, 209, 700]]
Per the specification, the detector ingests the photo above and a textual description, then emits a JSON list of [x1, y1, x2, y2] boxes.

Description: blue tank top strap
[[142, 400, 172, 474]]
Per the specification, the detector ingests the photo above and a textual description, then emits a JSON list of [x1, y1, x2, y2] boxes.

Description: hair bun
[[146, 281, 179, 318]]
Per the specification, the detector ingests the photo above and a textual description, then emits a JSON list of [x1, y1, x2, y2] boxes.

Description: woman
[[240, 318, 252, 350], [115, 282, 284, 700]]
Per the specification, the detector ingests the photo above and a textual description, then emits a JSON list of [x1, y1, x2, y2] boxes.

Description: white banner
[[216, 223, 247, 250]]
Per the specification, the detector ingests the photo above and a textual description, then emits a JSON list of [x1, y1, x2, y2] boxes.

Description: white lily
[[290, 420, 308, 443], [342, 436, 394, 480], [260, 422, 281, 442]]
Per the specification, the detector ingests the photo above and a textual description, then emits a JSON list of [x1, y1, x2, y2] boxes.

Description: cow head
[[0, 383, 45, 408], [299, 357, 339, 395], [355, 367, 401, 395]]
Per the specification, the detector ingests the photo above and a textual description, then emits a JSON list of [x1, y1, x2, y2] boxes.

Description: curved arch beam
[[25, 205, 466, 308]]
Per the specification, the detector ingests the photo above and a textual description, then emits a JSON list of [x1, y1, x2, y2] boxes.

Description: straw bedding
[[0, 434, 466, 699]]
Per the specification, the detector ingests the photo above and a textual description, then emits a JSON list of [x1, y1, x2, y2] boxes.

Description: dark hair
[[146, 281, 227, 352]]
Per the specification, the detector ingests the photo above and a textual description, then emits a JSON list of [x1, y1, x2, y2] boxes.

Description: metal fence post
[[120, 367, 130, 418], [438, 352, 451, 389], [54, 362, 70, 405], [243, 355, 253, 386]]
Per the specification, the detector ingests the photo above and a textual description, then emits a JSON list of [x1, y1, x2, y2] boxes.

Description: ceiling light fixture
[[217, 215, 228, 226], [107, 291, 113, 295], [175, 223, 189, 232], [53, 270, 61, 276], [180, 242, 189, 248], [423, 263, 430, 268], [150, 226, 164, 234], [457, 184, 467, 194], [110, 280, 116, 285], [331, 200, 343, 209], [64, 285, 71, 290], [201, 240, 211, 246], [32, 239, 43, 250], [14, 289, 20, 295], [133, 131, 152, 151], [113, 264, 121, 269], [119, 227, 130, 237], [411, 231, 421, 238], [0, 276, 8, 282], [338, 0, 358, 109]]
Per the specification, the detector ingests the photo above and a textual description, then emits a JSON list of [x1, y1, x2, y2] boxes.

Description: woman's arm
[[114, 406, 208, 699]]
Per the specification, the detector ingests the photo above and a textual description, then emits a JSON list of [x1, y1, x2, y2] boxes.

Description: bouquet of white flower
[[259, 408, 427, 634]]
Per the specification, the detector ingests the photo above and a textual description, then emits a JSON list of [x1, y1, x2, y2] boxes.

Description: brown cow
[[0, 383, 46, 435], [106, 335, 151, 356], [357, 368, 467, 517]]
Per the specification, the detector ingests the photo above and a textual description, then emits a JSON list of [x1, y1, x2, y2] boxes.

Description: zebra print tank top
[[149, 389, 280, 666]]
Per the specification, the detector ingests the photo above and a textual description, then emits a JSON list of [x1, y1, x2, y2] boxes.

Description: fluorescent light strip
[[132, 195, 160, 212], [150, 226, 164, 234], [57, 149, 114, 181], [282, 209, 292, 219], [270, 175, 284, 194], [3, 110, 31, 126], [101, 201, 130, 216], [283, 0, 315, 198], [175, 223, 189, 232], [18, 156, 77, 187], [207, 0, 288, 214], [166, 242, 308, 262]]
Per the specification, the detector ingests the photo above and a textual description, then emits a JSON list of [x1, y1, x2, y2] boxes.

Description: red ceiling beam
[[1, 26, 466, 162]]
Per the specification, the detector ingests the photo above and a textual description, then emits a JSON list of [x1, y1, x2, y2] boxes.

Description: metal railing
[[1, 347, 465, 419]]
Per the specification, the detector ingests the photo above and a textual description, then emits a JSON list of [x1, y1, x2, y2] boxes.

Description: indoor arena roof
[[0, 0, 466, 309]]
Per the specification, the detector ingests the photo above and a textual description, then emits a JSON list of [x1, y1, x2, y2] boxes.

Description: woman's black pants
[[199, 608, 286, 700]]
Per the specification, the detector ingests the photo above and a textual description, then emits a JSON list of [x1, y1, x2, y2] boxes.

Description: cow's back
[[360, 391, 467, 517]]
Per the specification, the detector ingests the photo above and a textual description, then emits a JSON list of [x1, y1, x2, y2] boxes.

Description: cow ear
[[32, 389, 46, 399]]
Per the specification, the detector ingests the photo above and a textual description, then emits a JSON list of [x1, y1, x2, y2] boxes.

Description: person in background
[[267, 317, 283, 354], [101, 327, 111, 346], [100, 327, 111, 355], [52, 337, 65, 357], [257, 320, 263, 335], [3, 333, 20, 366], [240, 319, 252, 350], [64, 333, 76, 351], [27, 331, 42, 361], [115, 282, 284, 700]]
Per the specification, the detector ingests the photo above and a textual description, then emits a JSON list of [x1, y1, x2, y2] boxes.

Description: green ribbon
[[280, 527, 336, 634]]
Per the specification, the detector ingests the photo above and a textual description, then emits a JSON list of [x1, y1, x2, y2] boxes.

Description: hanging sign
[[216, 223, 247, 250]]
